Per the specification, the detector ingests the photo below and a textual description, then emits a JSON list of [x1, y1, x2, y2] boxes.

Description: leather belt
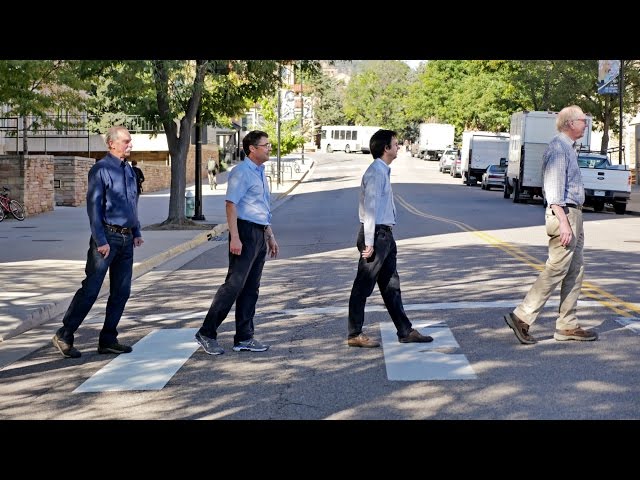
[[238, 218, 268, 231], [375, 224, 392, 232], [104, 223, 132, 235], [565, 204, 583, 210]]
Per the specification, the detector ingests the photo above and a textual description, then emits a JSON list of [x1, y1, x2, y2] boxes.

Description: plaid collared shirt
[[542, 133, 585, 206]]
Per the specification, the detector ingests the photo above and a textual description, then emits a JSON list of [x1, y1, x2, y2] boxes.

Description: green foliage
[[343, 61, 412, 138], [0, 60, 89, 152], [256, 94, 304, 156], [303, 69, 348, 127]]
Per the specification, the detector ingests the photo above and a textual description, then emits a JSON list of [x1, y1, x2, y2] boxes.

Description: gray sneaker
[[195, 331, 225, 355], [232, 337, 269, 352]]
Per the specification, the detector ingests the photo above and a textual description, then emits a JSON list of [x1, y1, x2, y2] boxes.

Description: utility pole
[[619, 60, 624, 165], [192, 106, 205, 221]]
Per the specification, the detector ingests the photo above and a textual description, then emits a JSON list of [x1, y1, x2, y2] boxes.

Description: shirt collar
[[558, 132, 575, 148], [374, 157, 390, 173]]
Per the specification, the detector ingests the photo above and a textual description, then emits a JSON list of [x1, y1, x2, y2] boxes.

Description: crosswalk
[[59, 301, 640, 392]]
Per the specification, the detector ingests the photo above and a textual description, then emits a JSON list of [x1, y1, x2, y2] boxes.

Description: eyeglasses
[[255, 143, 272, 149]]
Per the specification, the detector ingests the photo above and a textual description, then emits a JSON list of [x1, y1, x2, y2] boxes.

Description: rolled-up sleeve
[[543, 143, 568, 206]]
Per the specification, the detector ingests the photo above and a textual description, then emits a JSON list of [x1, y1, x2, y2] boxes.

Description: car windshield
[[577, 155, 610, 169], [489, 164, 507, 173]]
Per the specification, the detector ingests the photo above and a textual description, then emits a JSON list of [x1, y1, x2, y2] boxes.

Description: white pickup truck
[[577, 151, 631, 214]]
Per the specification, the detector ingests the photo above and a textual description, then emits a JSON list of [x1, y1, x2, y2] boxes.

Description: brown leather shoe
[[347, 333, 381, 348], [504, 313, 537, 344], [399, 328, 433, 343], [554, 327, 598, 341]]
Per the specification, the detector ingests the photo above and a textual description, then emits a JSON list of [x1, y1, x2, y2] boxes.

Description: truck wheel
[[614, 202, 627, 215], [345, 144, 351, 153], [592, 200, 604, 212], [326, 144, 333, 153]]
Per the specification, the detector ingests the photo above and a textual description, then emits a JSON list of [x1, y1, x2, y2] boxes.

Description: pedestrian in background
[[505, 105, 598, 344], [347, 129, 434, 348], [207, 156, 219, 190], [52, 126, 144, 358], [195, 130, 278, 355], [131, 159, 145, 196]]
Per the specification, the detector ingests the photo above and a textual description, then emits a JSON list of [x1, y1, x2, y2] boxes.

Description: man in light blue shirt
[[347, 129, 433, 348], [195, 130, 278, 355], [505, 105, 597, 344]]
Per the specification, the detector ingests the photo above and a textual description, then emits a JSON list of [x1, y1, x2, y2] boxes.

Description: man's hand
[[134, 237, 144, 247], [361, 245, 374, 259], [268, 236, 279, 258], [230, 236, 242, 255], [97, 244, 110, 257]]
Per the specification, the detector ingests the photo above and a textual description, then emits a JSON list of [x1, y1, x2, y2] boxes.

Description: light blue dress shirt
[[226, 158, 271, 225]]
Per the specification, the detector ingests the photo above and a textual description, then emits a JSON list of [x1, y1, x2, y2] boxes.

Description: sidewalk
[[0, 155, 314, 342]]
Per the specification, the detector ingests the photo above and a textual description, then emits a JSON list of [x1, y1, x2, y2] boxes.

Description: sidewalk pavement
[[0, 155, 315, 342]]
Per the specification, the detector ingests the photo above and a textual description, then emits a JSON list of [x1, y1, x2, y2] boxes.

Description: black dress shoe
[[98, 342, 133, 354]]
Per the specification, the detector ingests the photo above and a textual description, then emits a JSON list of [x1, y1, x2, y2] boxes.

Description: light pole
[[276, 79, 282, 186], [192, 106, 205, 221]]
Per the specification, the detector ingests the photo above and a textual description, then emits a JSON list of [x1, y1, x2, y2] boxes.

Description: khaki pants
[[514, 207, 584, 330]]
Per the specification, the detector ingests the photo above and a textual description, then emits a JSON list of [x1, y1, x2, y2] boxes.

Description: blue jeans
[[348, 224, 413, 339], [57, 230, 134, 346]]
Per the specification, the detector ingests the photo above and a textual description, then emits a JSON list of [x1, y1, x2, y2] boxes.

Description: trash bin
[[185, 190, 195, 218]]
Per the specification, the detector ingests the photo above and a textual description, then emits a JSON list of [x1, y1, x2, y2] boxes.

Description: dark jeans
[[57, 230, 134, 346], [199, 219, 267, 344], [348, 224, 413, 339]]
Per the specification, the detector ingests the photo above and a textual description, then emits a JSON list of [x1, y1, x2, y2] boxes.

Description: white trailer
[[417, 123, 454, 160], [504, 111, 591, 203], [460, 131, 510, 186]]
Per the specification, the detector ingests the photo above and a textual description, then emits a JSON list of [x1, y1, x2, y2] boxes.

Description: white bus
[[320, 125, 382, 154]]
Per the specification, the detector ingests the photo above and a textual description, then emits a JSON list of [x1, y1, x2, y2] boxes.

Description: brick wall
[[0, 143, 221, 216], [0, 154, 55, 217], [54, 156, 94, 206]]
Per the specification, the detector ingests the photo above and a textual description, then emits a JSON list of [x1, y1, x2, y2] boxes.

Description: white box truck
[[504, 111, 591, 203], [416, 123, 454, 161], [460, 131, 510, 186]]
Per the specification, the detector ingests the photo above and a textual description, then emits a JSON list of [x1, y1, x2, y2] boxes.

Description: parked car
[[481, 164, 507, 190], [439, 148, 458, 173]]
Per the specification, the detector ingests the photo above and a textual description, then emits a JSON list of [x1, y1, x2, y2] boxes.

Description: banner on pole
[[598, 60, 620, 95]]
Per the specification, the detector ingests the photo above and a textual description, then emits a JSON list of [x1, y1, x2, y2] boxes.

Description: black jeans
[[199, 219, 267, 344], [58, 230, 134, 346], [348, 224, 413, 339]]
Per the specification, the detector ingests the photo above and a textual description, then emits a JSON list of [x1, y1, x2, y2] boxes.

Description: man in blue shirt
[[347, 129, 433, 348], [52, 126, 144, 358], [505, 105, 598, 344], [195, 130, 278, 355]]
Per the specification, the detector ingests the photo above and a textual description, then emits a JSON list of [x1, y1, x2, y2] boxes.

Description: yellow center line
[[395, 194, 638, 317]]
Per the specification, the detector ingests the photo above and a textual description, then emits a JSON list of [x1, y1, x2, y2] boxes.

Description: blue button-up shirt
[[226, 158, 271, 225], [358, 158, 397, 246], [87, 153, 141, 246], [543, 133, 585, 207]]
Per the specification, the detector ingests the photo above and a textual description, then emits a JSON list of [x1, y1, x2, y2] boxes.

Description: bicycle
[[0, 186, 26, 222]]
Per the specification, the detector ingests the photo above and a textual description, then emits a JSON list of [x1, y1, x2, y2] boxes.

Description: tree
[[506, 60, 640, 153], [80, 60, 285, 226], [343, 61, 412, 137], [0, 60, 88, 154], [255, 93, 303, 156], [304, 70, 348, 127]]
